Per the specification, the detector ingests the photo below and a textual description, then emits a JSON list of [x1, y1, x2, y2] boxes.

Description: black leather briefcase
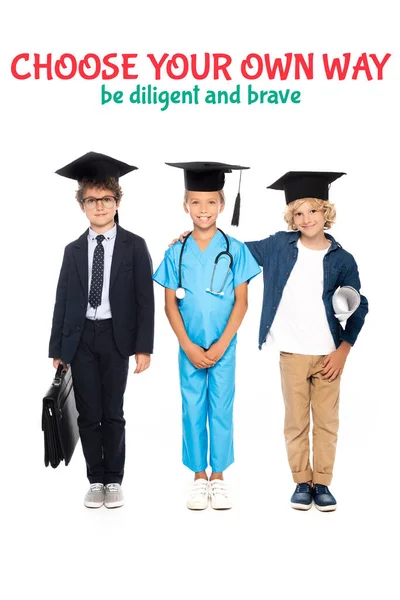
[[42, 364, 80, 468]]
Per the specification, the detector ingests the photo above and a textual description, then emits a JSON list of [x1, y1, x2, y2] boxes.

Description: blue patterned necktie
[[88, 234, 105, 309]]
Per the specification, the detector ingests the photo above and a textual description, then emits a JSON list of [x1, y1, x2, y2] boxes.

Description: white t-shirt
[[269, 238, 336, 355]]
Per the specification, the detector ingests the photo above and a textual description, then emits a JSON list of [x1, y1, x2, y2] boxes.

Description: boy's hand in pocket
[[321, 342, 351, 382]]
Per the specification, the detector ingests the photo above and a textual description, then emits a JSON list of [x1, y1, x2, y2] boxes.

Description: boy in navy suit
[[49, 152, 154, 508]]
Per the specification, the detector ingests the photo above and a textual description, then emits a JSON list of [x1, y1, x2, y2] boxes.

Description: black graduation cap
[[166, 161, 249, 226], [55, 151, 137, 181], [56, 152, 138, 224], [267, 171, 346, 205]]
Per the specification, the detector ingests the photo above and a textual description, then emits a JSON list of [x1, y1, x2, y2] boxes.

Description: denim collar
[[287, 230, 341, 253]]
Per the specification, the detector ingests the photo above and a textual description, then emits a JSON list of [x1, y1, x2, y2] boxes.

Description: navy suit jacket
[[49, 224, 155, 364]]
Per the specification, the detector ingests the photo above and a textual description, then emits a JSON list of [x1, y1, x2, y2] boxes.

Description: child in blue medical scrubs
[[153, 162, 260, 510]]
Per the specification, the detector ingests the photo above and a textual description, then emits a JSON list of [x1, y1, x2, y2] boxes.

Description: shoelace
[[189, 480, 208, 498], [210, 481, 228, 498], [314, 485, 329, 495], [295, 483, 311, 493], [90, 483, 104, 492], [105, 484, 120, 493]]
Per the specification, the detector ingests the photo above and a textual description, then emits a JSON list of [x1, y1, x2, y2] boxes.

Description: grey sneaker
[[104, 483, 124, 509], [84, 483, 105, 508]]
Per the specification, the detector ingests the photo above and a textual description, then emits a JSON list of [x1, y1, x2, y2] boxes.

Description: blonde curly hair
[[284, 198, 336, 230]]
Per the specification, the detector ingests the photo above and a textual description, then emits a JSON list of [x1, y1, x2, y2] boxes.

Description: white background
[[2, 1, 399, 598]]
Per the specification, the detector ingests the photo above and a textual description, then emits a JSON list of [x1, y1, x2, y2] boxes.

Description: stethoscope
[[175, 228, 233, 299]]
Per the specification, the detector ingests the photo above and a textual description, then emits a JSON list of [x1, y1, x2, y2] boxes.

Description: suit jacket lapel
[[110, 224, 127, 290], [72, 230, 89, 300]]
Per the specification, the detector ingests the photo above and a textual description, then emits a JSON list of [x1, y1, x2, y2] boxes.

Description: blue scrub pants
[[178, 343, 236, 472]]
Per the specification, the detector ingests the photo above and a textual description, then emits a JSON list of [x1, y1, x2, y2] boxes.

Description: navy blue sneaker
[[290, 483, 312, 510], [312, 484, 337, 512]]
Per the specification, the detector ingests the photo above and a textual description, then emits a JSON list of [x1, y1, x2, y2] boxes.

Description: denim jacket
[[245, 231, 369, 350]]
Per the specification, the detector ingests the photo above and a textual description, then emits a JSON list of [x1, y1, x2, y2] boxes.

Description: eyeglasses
[[83, 196, 117, 209]]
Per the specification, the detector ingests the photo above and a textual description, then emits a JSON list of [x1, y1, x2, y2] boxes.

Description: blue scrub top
[[153, 230, 261, 348]]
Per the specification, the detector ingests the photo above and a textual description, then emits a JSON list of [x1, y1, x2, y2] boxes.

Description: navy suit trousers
[[71, 319, 129, 485]]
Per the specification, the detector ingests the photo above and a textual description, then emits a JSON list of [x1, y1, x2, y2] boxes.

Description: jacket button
[[273, 306, 276, 310], [76, 326, 81, 332]]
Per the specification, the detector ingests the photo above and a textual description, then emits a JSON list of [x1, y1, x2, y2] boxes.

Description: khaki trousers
[[279, 352, 340, 485]]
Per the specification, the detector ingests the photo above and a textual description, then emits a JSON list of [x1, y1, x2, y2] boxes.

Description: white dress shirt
[[86, 224, 117, 320]]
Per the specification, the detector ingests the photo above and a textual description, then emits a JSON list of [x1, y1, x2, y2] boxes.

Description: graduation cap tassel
[[231, 170, 242, 227], [114, 209, 119, 224], [231, 192, 241, 226]]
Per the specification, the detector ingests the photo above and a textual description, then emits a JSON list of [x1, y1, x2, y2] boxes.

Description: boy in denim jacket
[[246, 171, 368, 511]]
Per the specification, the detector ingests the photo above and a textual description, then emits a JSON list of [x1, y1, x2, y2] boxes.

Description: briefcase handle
[[53, 363, 67, 387]]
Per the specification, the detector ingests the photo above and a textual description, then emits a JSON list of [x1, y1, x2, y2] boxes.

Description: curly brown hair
[[75, 178, 123, 205], [284, 198, 336, 230]]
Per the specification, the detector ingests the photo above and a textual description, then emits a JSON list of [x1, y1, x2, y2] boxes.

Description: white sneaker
[[186, 479, 209, 510], [104, 483, 124, 509], [209, 480, 232, 510], [84, 483, 105, 508]]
